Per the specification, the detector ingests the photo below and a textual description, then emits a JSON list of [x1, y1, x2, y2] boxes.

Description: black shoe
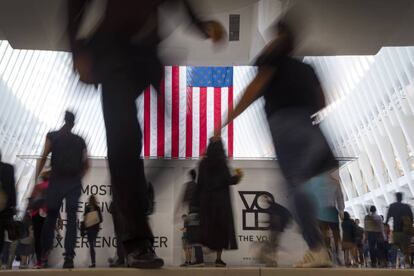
[[63, 256, 74, 269], [215, 259, 226, 267], [89, 264, 96, 268], [127, 247, 164, 269]]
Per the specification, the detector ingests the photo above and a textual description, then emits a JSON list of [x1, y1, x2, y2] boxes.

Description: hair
[[64, 110, 75, 127], [343, 211, 351, 220], [182, 214, 187, 219], [89, 195, 98, 206], [396, 192, 403, 202], [189, 169, 196, 180], [355, 218, 360, 224], [370, 205, 376, 213], [40, 170, 51, 181]]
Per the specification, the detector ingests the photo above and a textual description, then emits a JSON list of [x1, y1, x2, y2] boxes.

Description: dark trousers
[[41, 179, 81, 258], [367, 232, 385, 266], [268, 109, 337, 250], [87, 229, 99, 265], [32, 214, 45, 262], [101, 71, 153, 253], [194, 245, 204, 263], [111, 205, 125, 261], [0, 210, 13, 254]]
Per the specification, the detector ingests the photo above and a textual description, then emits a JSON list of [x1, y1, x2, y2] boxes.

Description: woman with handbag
[[83, 195, 102, 268]]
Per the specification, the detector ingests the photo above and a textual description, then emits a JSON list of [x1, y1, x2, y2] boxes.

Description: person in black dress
[[195, 138, 242, 267]]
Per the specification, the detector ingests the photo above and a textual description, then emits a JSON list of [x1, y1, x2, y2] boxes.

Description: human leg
[[101, 72, 161, 268], [63, 186, 82, 268]]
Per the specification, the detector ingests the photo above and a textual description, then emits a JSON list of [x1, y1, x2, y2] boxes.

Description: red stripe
[[199, 87, 207, 156], [186, 87, 193, 158], [228, 86, 234, 158], [157, 78, 165, 157], [144, 87, 151, 158], [171, 66, 180, 158], [214, 87, 221, 137]]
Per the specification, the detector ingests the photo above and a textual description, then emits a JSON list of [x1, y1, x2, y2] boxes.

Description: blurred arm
[[223, 67, 274, 128], [67, 0, 89, 54], [36, 137, 52, 180]]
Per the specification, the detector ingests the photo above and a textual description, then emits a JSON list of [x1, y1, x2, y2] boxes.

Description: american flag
[[140, 66, 234, 159]]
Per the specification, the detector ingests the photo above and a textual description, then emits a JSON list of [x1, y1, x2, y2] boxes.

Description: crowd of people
[[0, 0, 414, 271]]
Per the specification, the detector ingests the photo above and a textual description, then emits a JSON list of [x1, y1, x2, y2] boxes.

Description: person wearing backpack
[[82, 195, 102, 268], [0, 150, 16, 255], [36, 111, 89, 269]]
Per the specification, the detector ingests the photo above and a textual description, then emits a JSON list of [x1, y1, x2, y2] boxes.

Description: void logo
[[239, 191, 274, 231]]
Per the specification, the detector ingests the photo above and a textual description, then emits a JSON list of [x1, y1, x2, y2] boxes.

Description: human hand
[[73, 51, 94, 84], [203, 20, 226, 43], [235, 168, 243, 179]]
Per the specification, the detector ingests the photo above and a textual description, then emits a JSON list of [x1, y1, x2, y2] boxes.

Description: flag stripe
[[214, 87, 221, 137], [179, 66, 187, 158], [144, 87, 151, 158], [192, 87, 200, 157], [228, 86, 234, 158], [199, 87, 207, 156], [186, 87, 193, 158], [206, 88, 214, 145], [221, 87, 228, 155], [164, 66, 172, 158], [157, 79, 165, 157], [171, 66, 179, 158]]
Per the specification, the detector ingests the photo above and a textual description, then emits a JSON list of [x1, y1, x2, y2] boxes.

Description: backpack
[[52, 132, 84, 176]]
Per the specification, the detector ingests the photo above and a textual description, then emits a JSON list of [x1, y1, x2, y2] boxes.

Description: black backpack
[[51, 131, 84, 176]]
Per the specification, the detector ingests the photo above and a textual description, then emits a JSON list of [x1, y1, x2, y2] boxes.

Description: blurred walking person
[[221, 21, 337, 267], [83, 195, 103, 268], [364, 206, 386, 267], [354, 219, 365, 266], [195, 139, 242, 267], [68, 0, 224, 268], [305, 170, 344, 265], [0, 150, 16, 254], [36, 111, 89, 268], [341, 212, 356, 267], [386, 192, 413, 268]]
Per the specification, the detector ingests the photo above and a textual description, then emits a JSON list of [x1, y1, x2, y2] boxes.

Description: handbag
[[84, 210, 100, 228]]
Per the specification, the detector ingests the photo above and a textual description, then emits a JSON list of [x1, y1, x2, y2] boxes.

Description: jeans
[[367, 232, 385, 266], [87, 229, 99, 265], [268, 109, 337, 250], [41, 177, 81, 258]]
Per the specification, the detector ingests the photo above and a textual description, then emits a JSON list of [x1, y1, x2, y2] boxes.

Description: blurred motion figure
[[67, 0, 225, 269], [221, 20, 337, 268]]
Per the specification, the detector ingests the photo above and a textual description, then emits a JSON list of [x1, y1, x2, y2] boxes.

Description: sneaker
[[189, 262, 205, 267], [89, 264, 96, 268], [63, 256, 74, 269], [215, 259, 226, 267], [127, 247, 164, 269], [180, 262, 190, 267], [294, 248, 332, 268]]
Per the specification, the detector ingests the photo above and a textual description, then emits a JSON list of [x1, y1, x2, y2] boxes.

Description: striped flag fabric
[[141, 66, 234, 159]]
